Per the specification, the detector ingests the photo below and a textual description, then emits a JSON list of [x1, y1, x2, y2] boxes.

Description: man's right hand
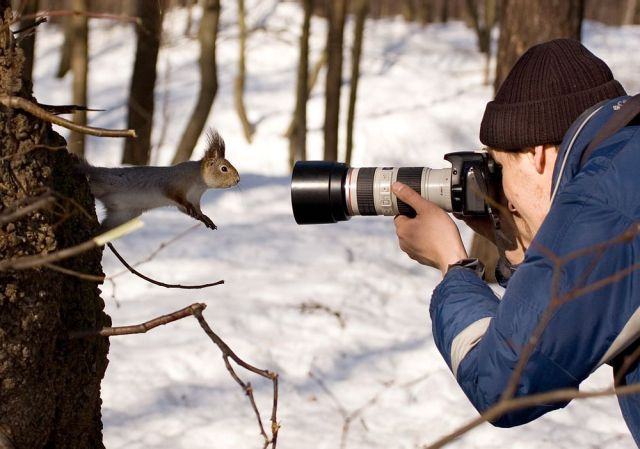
[[462, 194, 527, 266]]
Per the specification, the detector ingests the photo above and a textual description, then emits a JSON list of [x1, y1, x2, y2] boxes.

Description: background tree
[[465, 0, 498, 85], [345, 0, 368, 165], [68, 0, 89, 156], [471, 0, 585, 280], [323, 0, 347, 161], [17, 0, 38, 84], [122, 0, 165, 165], [494, 0, 584, 91], [172, 0, 221, 164], [289, 0, 313, 167], [0, 2, 109, 447], [56, 13, 73, 78], [234, 0, 254, 143]]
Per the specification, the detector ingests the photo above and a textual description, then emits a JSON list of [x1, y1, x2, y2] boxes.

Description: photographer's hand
[[392, 182, 467, 276]]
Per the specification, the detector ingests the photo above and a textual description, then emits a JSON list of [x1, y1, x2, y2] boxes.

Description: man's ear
[[532, 145, 546, 174]]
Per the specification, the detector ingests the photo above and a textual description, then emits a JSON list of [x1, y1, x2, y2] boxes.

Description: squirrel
[[80, 128, 239, 231]]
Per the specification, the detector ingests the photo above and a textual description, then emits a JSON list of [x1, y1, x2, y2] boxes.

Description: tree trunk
[[234, 0, 254, 143], [184, 0, 197, 36], [401, 0, 416, 21], [473, 0, 584, 281], [56, 16, 73, 79], [622, 0, 638, 24], [172, 0, 221, 164], [0, 3, 110, 449], [323, 0, 347, 161], [122, 0, 164, 165], [494, 0, 584, 92], [440, 0, 449, 22], [417, 0, 431, 24], [284, 48, 327, 139], [289, 0, 313, 168], [465, 0, 497, 85], [17, 0, 38, 85], [68, 0, 89, 157], [345, 0, 368, 165]]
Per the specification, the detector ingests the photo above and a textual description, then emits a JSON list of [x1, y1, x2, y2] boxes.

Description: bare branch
[[422, 382, 640, 449], [12, 16, 46, 35], [106, 223, 200, 281], [194, 309, 280, 448], [0, 144, 67, 162], [0, 193, 55, 224], [107, 243, 224, 289], [44, 263, 105, 282], [69, 303, 206, 338], [309, 371, 394, 449], [0, 95, 136, 138], [0, 219, 142, 272], [299, 301, 346, 328]]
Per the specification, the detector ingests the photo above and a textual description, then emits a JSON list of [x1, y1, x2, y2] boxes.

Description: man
[[392, 38, 640, 443]]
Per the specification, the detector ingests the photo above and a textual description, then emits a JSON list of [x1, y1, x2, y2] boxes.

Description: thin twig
[[107, 243, 224, 289], [12, 16, 46, 34], [106, 223, 200, 281], [0, 95, 136, 138], [2, 9, 141, 34], [0, 193, 54, 224], [0, 144, 67, 162], [194, 310, 279, 448], [0, 219, 142, 271], [299, 301, 346, 328], [69, 303, 206, 338], [44, 263, 105, 282], [422, 382, 640, 449], [309, 371, 394, 449]]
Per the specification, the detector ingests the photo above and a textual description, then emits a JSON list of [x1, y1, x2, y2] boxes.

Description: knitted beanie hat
[[480, 38, 626, 150]]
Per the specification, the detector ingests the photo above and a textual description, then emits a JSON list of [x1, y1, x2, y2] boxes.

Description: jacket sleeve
[[430, 191, 638, 427]]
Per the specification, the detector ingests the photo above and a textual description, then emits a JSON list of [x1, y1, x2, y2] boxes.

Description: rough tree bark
[[345, 0, 368, 165], [122, 0, 164, 165], [472, 0, 584, 280], [68, 0, 89, 156], [289, 0, 313, 167], [494, 0, 584, 92], [0, 3, 110, 449], [234, 0, 254, 143], [172, 0, 221, 164], [323, 0, 347, 161], [17, 0, 38, 85]]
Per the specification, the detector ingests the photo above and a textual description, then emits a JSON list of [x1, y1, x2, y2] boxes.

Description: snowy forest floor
[[32, 3, 640, 448]]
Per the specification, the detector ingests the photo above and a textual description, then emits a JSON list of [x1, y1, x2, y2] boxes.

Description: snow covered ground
[[32, 3, 640, 448]]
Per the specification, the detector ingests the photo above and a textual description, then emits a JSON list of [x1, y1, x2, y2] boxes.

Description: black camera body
[[291, 151, 501, 225]]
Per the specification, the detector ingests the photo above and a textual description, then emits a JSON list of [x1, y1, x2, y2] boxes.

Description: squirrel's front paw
[[196, 212, 217, 230]]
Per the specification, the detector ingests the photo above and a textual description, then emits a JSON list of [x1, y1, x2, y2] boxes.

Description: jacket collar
[[550, 96, 629, 203]]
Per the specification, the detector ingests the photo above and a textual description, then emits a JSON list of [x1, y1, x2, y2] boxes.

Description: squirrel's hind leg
[[99, 209, 143, 233]]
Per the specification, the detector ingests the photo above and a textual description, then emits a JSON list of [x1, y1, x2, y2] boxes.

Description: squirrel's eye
[[221, 166, 228, 173]]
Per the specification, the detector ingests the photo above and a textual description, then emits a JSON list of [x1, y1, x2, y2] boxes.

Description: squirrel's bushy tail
[[75, 160, 111, 199]]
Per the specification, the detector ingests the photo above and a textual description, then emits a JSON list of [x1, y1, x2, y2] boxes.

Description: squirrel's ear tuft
[[205, 128, 226, 159]]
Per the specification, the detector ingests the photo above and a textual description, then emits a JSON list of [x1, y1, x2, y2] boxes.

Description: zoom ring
[[396, 167, 423, 217], [356, 168, 376, 215]]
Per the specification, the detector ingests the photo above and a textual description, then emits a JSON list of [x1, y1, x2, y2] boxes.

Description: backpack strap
[[579, 94, 640, 169]]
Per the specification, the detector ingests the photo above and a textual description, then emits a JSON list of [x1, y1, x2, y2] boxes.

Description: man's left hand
[[392, 182, 468, 276]]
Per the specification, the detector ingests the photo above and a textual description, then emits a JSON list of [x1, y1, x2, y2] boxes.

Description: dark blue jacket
[[431, 96, 640, 444]]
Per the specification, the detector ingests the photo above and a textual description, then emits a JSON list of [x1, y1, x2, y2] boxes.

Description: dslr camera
[[291, 151, 501, 225]]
